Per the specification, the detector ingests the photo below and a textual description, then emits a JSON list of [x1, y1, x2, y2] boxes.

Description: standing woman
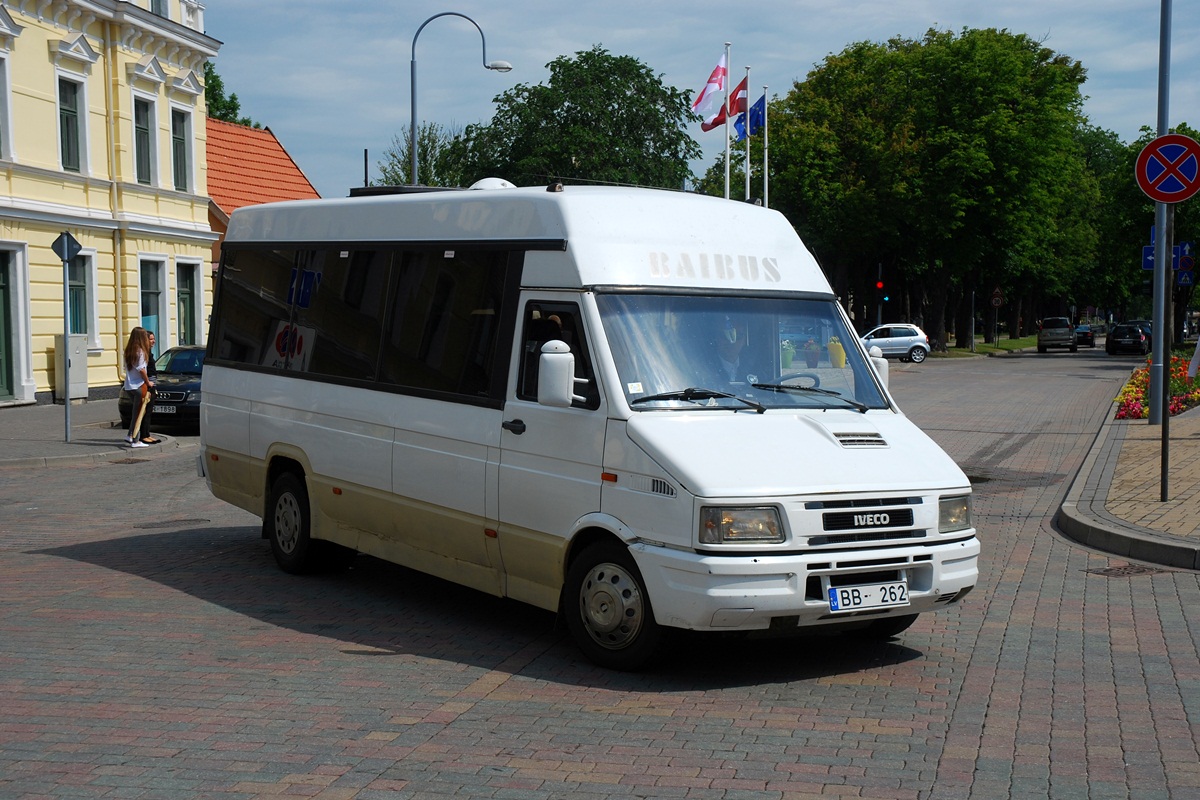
[[139, 331, 161, 445], [122, 327, 153, 448]]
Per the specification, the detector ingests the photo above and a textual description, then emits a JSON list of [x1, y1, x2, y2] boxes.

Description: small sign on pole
[[1135, 134, 1200, 204], [52, 231, 82, 442]]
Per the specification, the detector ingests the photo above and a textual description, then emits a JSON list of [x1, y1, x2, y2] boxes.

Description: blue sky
[[204, 0, 1199, 198]]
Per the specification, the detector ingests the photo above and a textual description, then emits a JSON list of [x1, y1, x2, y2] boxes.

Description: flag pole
[[723, 42, 731, 199], [763, 86, 770, 209], [743, 67, 751, 201]]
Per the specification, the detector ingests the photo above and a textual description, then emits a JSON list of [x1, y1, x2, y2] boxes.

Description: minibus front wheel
[[564, 541, 663, 671]]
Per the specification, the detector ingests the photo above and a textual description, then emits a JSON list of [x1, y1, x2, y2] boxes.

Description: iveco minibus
[[199, 181, 979, 670]]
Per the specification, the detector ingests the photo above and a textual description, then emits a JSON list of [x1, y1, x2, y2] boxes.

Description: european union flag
[[747, 94, 767, 137]]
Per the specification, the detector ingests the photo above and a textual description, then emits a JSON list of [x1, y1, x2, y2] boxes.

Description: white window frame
[[138, 255, 169, 348], [56, 71, 90, 175], [0, 242, 36, 403], [0, 55, 12, 161], [169, 103, 193, 192], [67, 248, 101, 352], [132, 91, 158, 186], [175, 258, 204, 346]]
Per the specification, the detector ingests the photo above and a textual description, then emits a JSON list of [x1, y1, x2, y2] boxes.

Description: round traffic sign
[[1136, 134, 1200, 204]]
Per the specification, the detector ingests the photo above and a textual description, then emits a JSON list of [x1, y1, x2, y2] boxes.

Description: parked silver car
[[1037, 317, 1076, 353], [860, 324, 930, 363]]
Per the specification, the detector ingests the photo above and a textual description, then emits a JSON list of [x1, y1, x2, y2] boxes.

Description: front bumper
[[631, 535, 979, 631]]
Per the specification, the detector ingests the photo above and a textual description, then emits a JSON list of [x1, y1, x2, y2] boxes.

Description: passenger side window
[[516, 302, 600, 410], [211, 246, 298, 367], [378, 249, 516, 399], [289, 248, 391, 381]]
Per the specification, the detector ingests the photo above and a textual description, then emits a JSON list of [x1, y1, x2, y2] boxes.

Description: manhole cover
[[1085, 565, 1165, 578]]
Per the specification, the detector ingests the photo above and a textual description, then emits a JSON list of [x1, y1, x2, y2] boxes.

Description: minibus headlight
[[939, 495, 972, 533], [699, 507, 784, 544]]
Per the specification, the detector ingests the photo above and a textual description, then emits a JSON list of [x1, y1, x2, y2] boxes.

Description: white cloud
[[205, 0, 1200, 197]]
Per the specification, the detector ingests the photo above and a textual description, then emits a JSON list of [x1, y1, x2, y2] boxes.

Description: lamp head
[[487, 60, 513, 73]]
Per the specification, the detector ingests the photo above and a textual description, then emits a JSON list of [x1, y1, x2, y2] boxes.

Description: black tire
[[1069, 345, 1077, 353], [265, 472, 317, 574], [907, 346, 927, 363], [850, 613, 919, 640], [564, 541, 663, 671]]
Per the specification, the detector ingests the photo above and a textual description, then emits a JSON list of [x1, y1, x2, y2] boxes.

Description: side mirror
[[537, 340, 587, 407], [868, 346, 889, 388]]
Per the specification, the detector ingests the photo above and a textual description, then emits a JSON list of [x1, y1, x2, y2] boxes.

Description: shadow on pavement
[[36, 523, 925, 690]]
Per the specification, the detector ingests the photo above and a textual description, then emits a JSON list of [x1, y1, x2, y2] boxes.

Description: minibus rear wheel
[[266, 472, 316, 574], [565, 541, 663, 671]]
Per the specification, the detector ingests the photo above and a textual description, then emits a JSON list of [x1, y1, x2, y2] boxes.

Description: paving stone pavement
[[0, 355, 1197, 799]]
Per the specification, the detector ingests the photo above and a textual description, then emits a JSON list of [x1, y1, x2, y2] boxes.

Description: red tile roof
[[206, 118, 320, 214]]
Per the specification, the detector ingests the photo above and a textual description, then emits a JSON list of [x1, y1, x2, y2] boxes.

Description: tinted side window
[[378, 249, 515, 399], [211, 247, 297, 366], [290, 248, 390, 381]]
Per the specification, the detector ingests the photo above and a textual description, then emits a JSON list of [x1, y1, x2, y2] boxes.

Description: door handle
[[502, 419, 526, 435]]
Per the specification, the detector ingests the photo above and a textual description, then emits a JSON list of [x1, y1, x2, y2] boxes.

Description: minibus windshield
[[596, 293, 889, 412]]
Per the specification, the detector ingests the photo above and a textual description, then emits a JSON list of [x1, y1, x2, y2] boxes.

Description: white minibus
[[200, 181, 979, 670]]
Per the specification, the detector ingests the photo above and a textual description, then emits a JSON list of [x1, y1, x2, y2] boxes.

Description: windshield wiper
[[630, 387, 765, 413], [752, 383, 869, 413]]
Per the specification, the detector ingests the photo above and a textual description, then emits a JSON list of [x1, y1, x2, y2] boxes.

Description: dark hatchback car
[[118, 345, 205, 430], [1105, 323, 1150, 356], [1074, 324, 1096, 347]]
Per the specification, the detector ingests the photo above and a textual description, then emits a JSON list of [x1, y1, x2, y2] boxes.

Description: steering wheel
[[776, 372, 821, 388]]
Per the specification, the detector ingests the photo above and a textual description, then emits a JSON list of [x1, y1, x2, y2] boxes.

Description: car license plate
[[152, 404, 175, 414], [828, 580, 909, 612]]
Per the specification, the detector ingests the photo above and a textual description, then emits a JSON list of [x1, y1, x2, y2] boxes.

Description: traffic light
[[876, 280, 889, 302]]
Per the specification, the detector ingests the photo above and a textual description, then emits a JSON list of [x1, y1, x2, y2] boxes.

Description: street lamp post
[[410, 12, 511, 186]]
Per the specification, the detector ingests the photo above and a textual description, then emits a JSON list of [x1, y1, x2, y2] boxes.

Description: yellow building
[[0, 0, 219, 406]]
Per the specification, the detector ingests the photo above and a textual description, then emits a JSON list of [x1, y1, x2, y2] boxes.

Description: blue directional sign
[[1143, 245, 1180, 270]]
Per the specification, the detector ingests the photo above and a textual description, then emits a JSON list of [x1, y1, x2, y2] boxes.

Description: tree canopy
[[764, 28, 1094, 343], [376, 122, 462, 186], [435, 46, 700, 189]]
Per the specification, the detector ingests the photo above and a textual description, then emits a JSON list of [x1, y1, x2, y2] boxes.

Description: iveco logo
[[854, 513, 891, 527]]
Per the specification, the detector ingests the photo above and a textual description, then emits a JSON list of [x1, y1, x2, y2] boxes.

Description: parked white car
[[860, 324, 931, 363]]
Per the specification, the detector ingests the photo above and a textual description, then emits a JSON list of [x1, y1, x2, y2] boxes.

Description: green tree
[[439, 46, 700, 188], [376, 122, 463, 186], [204, 61, 258, 127], [709, 28, 1093, 345]]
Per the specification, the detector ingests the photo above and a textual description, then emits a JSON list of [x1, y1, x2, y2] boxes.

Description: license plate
[[152, 404, 176, 414], [828, 580, 909, 612]]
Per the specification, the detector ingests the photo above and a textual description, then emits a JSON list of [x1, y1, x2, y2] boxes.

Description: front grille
[[809, 529, 925, 547], [155, 391, 186, 402], [823, 508, 914, 531]]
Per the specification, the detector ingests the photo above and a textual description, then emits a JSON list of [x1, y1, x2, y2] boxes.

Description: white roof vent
[[469, 177, 516, 190]]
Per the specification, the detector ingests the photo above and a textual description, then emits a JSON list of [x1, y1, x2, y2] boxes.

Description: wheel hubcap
[[578, 562, 644, 650], [274, 492, 300, 554]]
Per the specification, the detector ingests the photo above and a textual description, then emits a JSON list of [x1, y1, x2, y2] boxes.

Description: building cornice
[[9, 1, 220, 72], [0, 6, 24, 52], [0, 161, 219, 241]]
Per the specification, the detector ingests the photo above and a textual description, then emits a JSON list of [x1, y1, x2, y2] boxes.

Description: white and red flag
[[728, 76, 748, 115], [692, 55, 728, 132]]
